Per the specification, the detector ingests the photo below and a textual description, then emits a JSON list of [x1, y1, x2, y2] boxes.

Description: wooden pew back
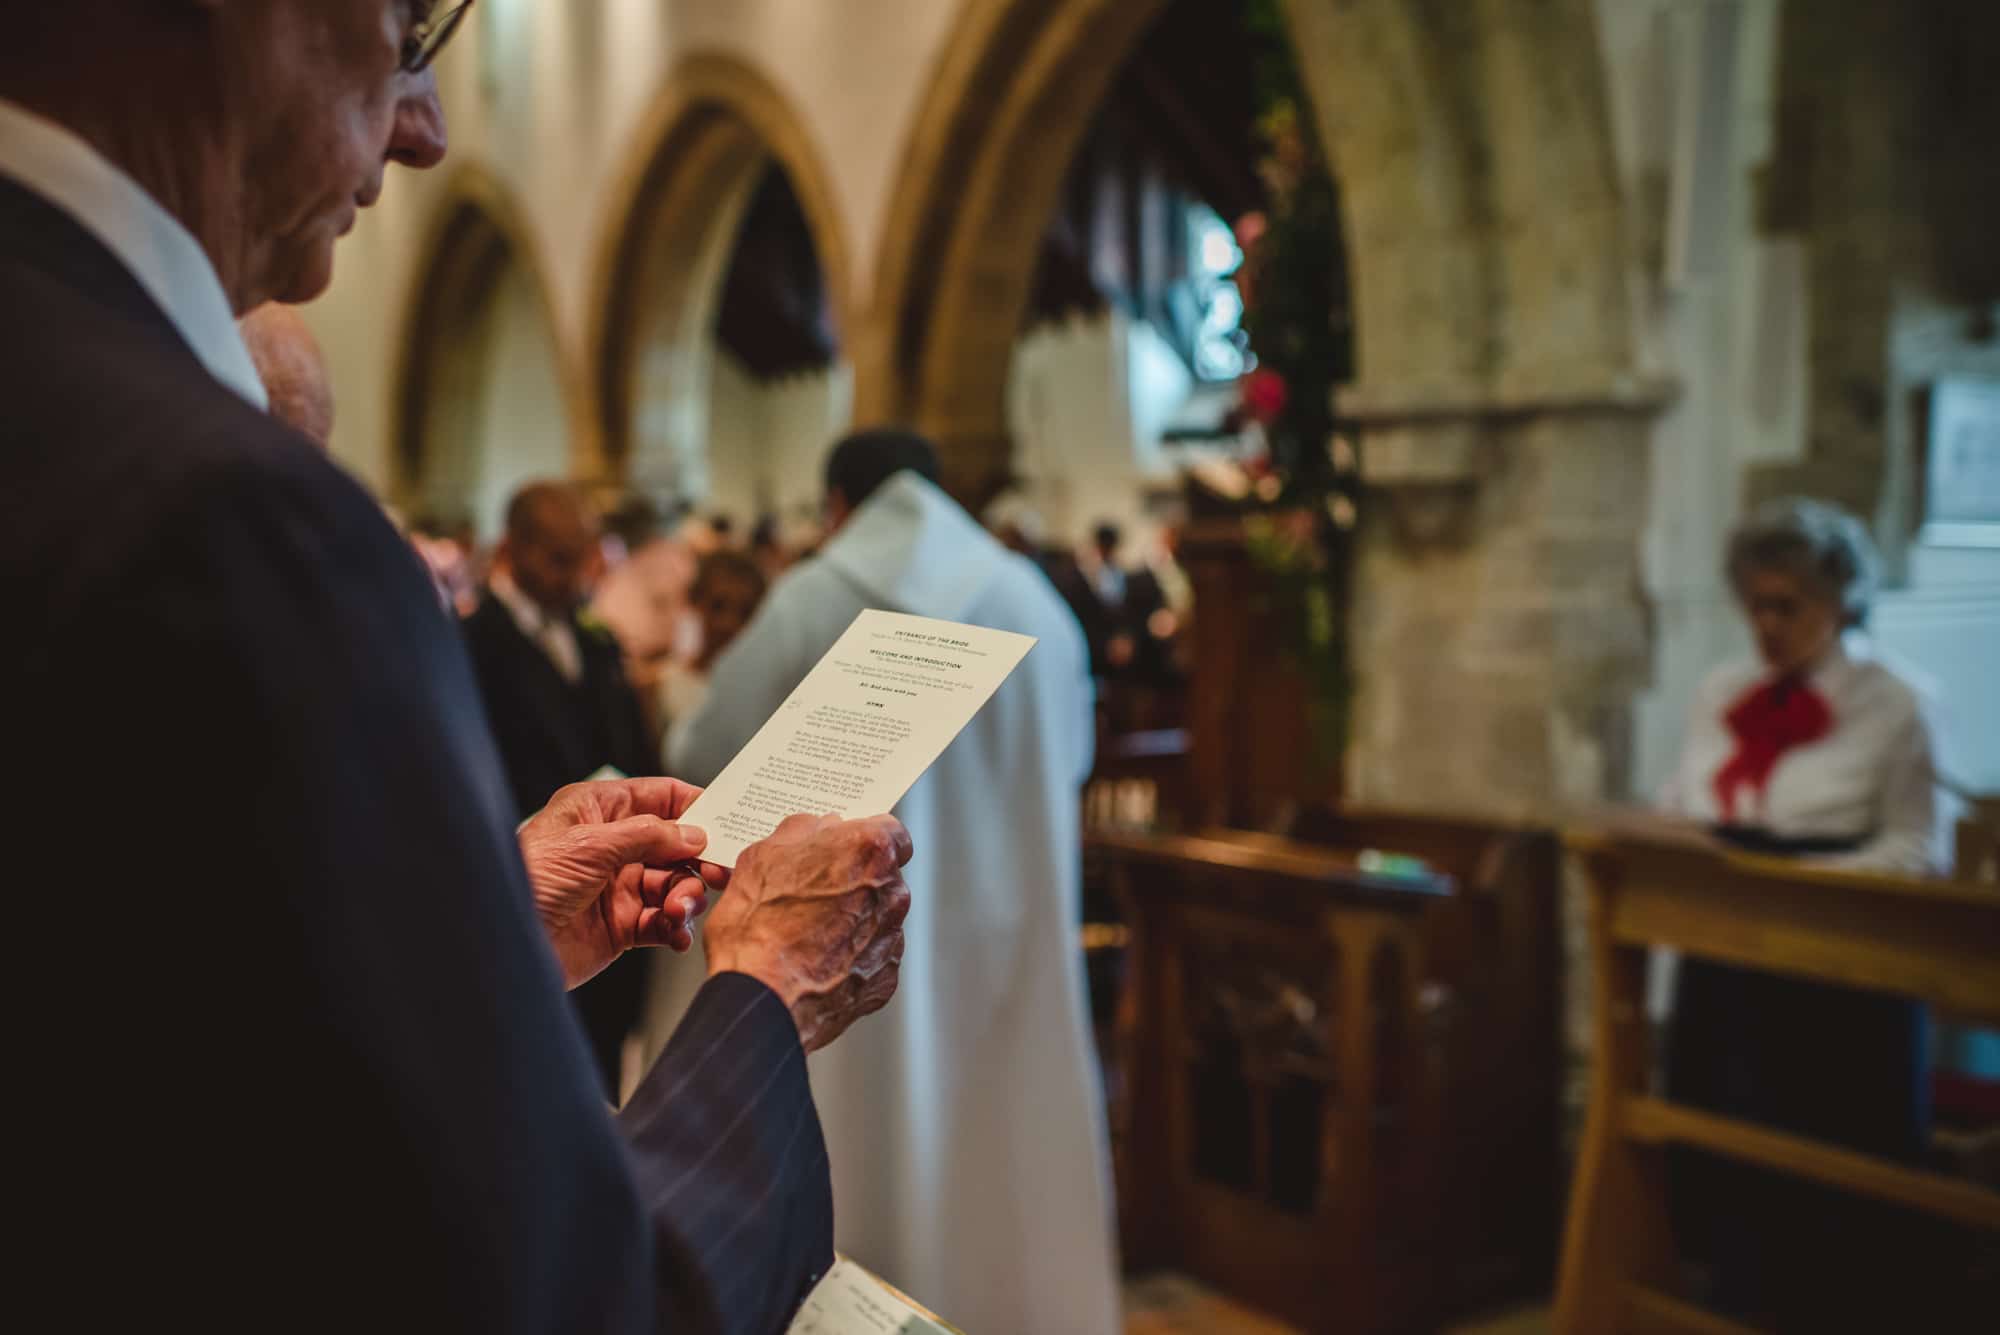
[[1095, 812, 1563, 1334], [1555, 833, 2000, 1334]]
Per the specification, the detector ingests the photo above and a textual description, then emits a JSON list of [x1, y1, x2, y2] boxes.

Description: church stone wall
[[1291, 0, 1661, 814], [297, 0, 1986, 819]]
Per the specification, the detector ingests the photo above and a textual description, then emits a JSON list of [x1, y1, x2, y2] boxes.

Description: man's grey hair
[[1725, 496, 1880, 627]]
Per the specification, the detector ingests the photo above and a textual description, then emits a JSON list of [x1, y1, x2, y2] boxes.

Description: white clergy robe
[[644, 472, 1121, 1335]]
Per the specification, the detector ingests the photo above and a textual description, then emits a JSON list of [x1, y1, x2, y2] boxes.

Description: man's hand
[[703, 813, 914, 1053], [518, 778, 728, 989]]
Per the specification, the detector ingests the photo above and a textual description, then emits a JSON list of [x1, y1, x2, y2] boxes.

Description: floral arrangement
[[1216, 0, 1360, 777]]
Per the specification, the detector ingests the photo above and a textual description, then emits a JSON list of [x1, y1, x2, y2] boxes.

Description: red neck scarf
[[1712, 674, 1833, 822]]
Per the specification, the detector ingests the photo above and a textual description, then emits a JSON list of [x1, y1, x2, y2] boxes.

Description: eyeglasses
[[400, 1, 475, 75]]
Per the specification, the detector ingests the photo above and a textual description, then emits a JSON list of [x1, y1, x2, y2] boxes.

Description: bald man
[[239, 302, 334, 447], [462, 480, 661, 1095]]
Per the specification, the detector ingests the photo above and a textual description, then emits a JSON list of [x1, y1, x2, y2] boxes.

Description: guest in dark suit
[[466, 482, 661, 818], [2, 6, 911, 1332], [1064, 521, 1177, 701], [465, 482, 663, 1095]]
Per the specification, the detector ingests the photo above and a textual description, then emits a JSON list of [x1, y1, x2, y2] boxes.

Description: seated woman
[[1659, 496, 1952, 1326]]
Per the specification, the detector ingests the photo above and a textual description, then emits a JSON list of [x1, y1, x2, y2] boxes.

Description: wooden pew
[[1554, 833, 2000, 1334], [1094, 811, 1562, 1334]]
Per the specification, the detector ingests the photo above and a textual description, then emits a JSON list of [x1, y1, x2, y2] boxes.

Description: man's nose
[[388, 70, 449, 170]]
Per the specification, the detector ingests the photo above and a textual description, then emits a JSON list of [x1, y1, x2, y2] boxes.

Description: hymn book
[[788, 1258, 964, 1335], [677, 609, 1037, 867]]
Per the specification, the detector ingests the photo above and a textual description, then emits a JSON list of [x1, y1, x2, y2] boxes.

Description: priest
[[662, 430, 1123, 1335]]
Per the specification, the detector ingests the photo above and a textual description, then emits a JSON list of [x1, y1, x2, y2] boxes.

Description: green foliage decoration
[[1231, 0, 1360, 777]]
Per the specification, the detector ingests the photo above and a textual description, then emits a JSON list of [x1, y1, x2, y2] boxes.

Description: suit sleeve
[[618, 973, 834, 1334], [88, 443, 827, 1333]]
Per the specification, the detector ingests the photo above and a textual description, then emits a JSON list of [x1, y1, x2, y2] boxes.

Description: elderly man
[[2, 5, 910, 1332], [239, 302, 336, 447]]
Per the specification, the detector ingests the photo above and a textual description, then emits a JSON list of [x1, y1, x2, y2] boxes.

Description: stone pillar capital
[[1338, 369, 1676, 486]]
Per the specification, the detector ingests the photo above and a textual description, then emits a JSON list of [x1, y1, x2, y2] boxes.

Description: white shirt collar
[[0, 100, 267, 410], [490, 571, 558, 636], [490, 572, 584, 684]]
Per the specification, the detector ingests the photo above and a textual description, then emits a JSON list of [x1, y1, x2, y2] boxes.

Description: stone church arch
[[589, 53, 854, 521], [862, 0, 1667, 810], [391, 167, 583, 541]]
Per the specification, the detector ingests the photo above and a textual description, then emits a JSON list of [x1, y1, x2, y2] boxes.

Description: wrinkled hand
[[518, 778, 729, 989], [703, 813, 914, 1053]]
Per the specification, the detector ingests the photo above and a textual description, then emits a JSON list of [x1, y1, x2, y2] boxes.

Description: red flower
[[1241, 367, 1289, 425]]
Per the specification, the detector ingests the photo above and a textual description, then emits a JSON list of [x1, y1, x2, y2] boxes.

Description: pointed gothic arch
[[587, 53, 855, 498], [390, 166, 586, 537], [857, 0, 1646, 502], [859, 0, 1667, 816]]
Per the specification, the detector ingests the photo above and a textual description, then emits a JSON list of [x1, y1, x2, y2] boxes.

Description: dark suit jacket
[[1055, 559, 1172, 681], [1, 174, 831, 1332], [461, 592, 658, 819], [462, 593, 663, 1095]]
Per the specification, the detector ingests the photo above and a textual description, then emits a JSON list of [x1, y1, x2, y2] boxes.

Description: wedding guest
[[654, 429, 1121, 1335], [1078, 521, 1171, 678], [656, 549, 767, 738], [463, 480, 662, 1096], [4, 5, 910, 1331], [1662, 498, 1950, 873], [1658, 495, 1952, 1327]]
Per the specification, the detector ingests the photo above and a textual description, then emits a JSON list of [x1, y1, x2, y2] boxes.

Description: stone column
[[1284, 0, 1668, 813], [1339, 376, 1672, 814]]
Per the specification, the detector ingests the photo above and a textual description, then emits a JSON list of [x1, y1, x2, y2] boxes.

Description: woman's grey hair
[[1725, 496, 1880, 628]]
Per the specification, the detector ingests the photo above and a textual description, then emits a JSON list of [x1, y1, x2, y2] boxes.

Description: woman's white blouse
[[1661, 633, 1952, 873]]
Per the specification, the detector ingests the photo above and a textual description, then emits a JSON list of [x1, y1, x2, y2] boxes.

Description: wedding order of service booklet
[[578, 615, 1025, 1326], [787, 1257, 966, 1335], [688, 608, 1030, 1333], [676, 608, 1036, 867]]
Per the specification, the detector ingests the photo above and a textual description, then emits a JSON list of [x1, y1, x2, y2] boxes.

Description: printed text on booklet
[[677, 609, 1036, 867]]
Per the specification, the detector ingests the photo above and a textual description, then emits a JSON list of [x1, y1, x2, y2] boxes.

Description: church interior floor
[[1120, 1273, 1551, 1335]]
